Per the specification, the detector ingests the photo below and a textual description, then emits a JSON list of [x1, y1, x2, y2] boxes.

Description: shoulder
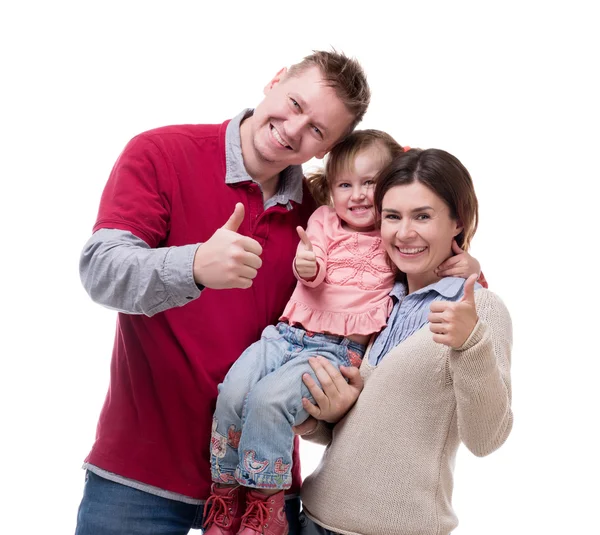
[[307, 205, 336, 224], [474, 287, 509, 311], [474, 288, 512, 333], [138, 122, 223, 146], [120, 122, 226, 166]]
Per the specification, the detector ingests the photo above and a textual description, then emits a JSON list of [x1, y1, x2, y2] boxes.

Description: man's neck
[[239, 116, 286, 199]]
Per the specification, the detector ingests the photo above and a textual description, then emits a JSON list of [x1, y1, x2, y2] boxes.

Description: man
[[76, 50, 370, 535]]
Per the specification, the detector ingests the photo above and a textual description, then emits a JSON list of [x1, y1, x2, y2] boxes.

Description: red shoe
[[237, 489, 288, 535], [203, 484, 246, 535]]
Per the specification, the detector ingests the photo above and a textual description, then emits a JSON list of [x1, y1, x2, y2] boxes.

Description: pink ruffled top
[[280, 206, 395, 337]]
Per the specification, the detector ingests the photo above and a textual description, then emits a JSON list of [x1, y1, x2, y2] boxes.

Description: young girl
[[204, 131, 481, 535]]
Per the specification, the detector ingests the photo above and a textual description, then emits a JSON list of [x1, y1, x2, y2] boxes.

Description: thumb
[[451, 239, 464, 255], [296, 226, 313, 252], [340, 365, 364, 391], [460, 273, 478, 304], [222, 203, 245, 232]]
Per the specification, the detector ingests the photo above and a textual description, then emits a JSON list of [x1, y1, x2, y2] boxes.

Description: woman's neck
[[406, 272, 441, 295]]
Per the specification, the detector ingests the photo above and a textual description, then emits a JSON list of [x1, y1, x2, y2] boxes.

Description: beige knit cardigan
[[301, 289, 513, 535]]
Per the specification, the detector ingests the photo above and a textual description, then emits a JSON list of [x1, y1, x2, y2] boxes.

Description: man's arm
[[80, 229, 201, 316]]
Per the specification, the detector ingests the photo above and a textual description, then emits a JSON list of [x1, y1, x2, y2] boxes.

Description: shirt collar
[[390, 276, 473, 300], [224, 108, 304, 205]]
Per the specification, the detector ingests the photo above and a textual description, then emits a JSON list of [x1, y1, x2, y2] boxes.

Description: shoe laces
[[240, 494, 273, 531], [203, 491, 234, 529]]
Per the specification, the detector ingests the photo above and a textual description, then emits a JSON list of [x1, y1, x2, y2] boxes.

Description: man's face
[[248, 66, 355, 168]]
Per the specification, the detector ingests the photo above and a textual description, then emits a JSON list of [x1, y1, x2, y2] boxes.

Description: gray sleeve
[[79, 228, 202, 316]]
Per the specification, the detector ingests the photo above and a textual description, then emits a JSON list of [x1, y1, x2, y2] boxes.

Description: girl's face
[[380, 182, 463, 292], [331, 146, 388, 232]]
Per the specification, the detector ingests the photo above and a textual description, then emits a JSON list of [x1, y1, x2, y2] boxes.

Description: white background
[[1, 1, 598, 533]]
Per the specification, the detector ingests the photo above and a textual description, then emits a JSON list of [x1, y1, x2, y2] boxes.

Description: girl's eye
[[384, 214, 400, 220], [364, 180, 375, 186], [290, 98, 300, 109]]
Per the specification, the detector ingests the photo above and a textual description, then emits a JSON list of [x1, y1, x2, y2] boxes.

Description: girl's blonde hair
[[306, 129, 405, 207]]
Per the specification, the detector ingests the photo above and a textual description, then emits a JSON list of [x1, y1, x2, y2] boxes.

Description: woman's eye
[[312, 125, 322, 137], [385, 214, 399, 220], [416, 214, 430, 220]]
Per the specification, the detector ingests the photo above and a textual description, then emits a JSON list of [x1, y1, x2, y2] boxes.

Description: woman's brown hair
[[374, 148, 479, 251]]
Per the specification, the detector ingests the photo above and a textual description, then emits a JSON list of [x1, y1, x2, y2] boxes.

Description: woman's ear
[[453, 220, 464, 238]]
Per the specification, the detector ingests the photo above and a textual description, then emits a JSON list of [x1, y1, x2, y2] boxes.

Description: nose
[[396, 219, 417, 241], [351, 185, 366, 201], [285, 115, 309, 140]]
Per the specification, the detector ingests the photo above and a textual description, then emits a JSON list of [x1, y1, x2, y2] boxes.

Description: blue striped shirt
[[369, 277, 482, 365]]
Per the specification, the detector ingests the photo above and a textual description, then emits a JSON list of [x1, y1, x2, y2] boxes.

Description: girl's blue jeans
[[210, 323, 365, 490]]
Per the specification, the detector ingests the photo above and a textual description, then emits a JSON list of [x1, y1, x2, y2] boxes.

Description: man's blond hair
[[287, 50, 370, 136]]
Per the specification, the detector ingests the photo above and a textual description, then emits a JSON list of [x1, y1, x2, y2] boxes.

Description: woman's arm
[[292, 356, 365, 445], [449, 289, 513, 456]]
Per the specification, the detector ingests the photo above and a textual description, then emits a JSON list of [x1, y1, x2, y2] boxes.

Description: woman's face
[[380, 182, 463, 292]]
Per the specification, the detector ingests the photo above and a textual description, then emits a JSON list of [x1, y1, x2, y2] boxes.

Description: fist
[[295, 226, 318, 281], [193, 203, 263, 289], [428, 273, 479, 349]]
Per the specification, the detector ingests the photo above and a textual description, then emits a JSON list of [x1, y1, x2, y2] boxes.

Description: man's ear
[[263, 67, 288, 95]]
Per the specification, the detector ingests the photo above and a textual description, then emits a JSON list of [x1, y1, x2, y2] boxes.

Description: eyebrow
[[381, 206, 434, 214], [292, 94, 327, 136]]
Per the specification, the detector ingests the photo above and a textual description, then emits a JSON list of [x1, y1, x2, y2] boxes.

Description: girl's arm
[[293, 206, 329, 287], [435, 239, 488, 288]]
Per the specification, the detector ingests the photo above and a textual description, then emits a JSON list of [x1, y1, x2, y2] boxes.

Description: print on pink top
[[280, 206, 395, 337]]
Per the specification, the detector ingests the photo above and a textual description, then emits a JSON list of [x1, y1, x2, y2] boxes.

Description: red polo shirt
[[87, 119, 315, 499]]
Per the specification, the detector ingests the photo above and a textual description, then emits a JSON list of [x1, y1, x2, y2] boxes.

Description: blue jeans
[[210, 323, 365, 489], [75, 470, 301, 534]]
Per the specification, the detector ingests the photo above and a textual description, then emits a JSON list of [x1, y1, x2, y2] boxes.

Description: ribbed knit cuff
[[299, 420, 333, 446], [454, 318, 486, 351], [450, 321, 497, 381]]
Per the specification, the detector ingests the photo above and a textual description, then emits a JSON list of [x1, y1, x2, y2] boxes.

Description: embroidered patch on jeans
[[227, 424, 241, 449], [274, 458, 291, 475], [347, 349, 363, 368], [218, 473, 237, 484], [242, 450, 269, 474], [210, 418, 227, 458]]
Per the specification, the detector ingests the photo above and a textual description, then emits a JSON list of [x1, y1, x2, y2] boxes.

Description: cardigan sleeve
[[449, 289, 513, 457], [299, 420, 333, 447]]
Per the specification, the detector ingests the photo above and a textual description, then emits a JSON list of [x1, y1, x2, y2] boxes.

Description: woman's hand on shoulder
[[300, 356, 364, 423], [428, 273, 479, 349]]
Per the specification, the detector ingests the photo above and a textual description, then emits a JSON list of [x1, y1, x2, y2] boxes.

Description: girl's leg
[[210, 324, 290, 483], [235, 327, 365, 490]]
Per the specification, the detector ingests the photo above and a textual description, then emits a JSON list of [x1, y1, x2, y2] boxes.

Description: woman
[[297, 148, 513, 535]]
